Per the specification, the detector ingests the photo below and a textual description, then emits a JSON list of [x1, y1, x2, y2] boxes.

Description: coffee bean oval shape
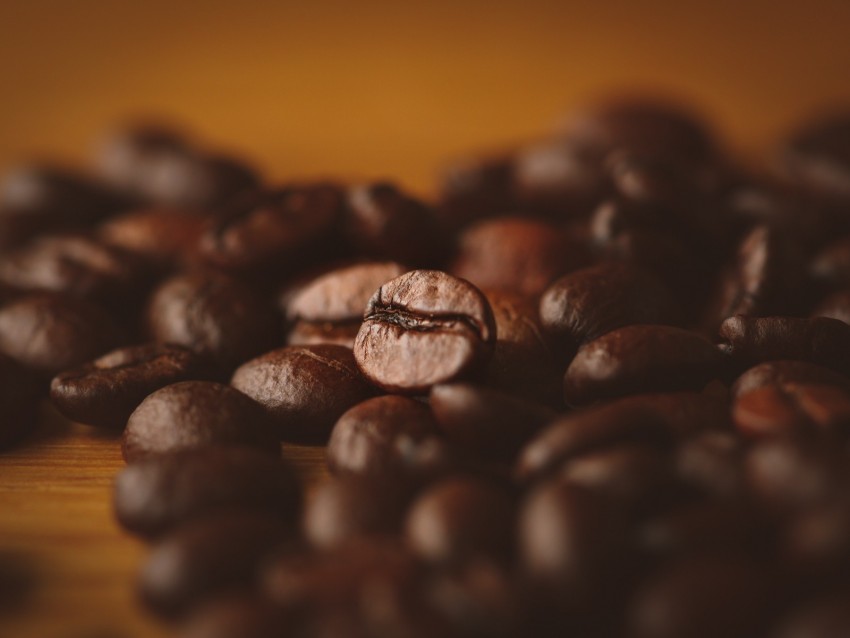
[[147, 272, 280, 373], [732, 383, 850, 438], [354, 270, 496, 394], [122, 381, 278, 462], [50, 343, 209, 429], [0, 294, 123, 377], [563, 325, 723, 405], [113, 447, 301, 538], [731, 360, 850, 399], [98, 208, 206, 269], [405, 477, 514, 564], [231, 345, 376, 443]]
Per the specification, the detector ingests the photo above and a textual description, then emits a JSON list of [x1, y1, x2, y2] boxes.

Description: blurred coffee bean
[[773, 590, 850, 638], [563, 325, 723, 405], [147, 271, 280, 373], [539, 263, 680, 356], [113, 447, 300, 539], [0, 294, 122, 378], [284, 261, 407, 348], [178, 595, 291, 638], [231, 345, 376, 443], [50, 343, 210, 429], [719, 315, 850, 376], [353, 270, 496, 394], [781, 498, 850, 587], [781, 111, 850, 199], [138, 512, 292, 618], [451, 217, 588, 297], [405, 477, 514, 564], [811, 289, 850, 325], [0, 353, 41, 448], [731, 360, 850, 399], [733, 383, 850, 438], [809, 235, 850, 290], [675, 430, 746, 498], [437, 153, 514, 230], [122, 381, 278, 462], [345, 183, 446, 267]]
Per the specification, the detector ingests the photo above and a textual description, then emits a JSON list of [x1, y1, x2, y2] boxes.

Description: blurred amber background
[[1, 0, 850, 193]]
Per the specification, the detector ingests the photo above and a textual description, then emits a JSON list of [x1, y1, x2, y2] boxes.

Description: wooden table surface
[[0, 406, 327, 638]]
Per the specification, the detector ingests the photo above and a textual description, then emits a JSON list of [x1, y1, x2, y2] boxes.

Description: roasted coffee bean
[[98, 208, 206, 269], [627, 556, 774, 638], [147, 272, 280, 373], [122, 381, 278, 462], [113, 447, 300, 538], [354, 270, 496, 393], [326, 395, 451, 481], [773, 591, 850, 638], [199, 184, 345, 275], [451, 217, 588, 297], [429, 383, 556, 463], [179, 595, 291, 638], [675, 430, 746, 498], [810, 235, 850, 290], [345, 183, 445, 267], [231, 345, 376, 443], [50, 343, 209, 429], [437, 154, 514, 230], [138, 512, 292, 618], [812, 289, 850, 325], [0, 353, 41, 448], [284, 261, 407, 348], [539, 263, 680, 356], [719, 315, 850, 376], [781, 111, 850, 198], [563, 325, 723, 405], [733, 383, 850, 438], [0, 294, 122, 377], [731, 360, 850, 399], [405, 477, 514, 564], [302, 477, 411, 550], [516, 391, 728, 482]]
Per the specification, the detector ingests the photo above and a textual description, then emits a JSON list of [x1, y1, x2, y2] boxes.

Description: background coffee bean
[[780, 111, 850, 199], [812, 289, 850, 325], [733, 383, 850, 438], [178, 595, 291, 638], [809, 235, 850, 290], [122, 381, 278, 462], [731, 360, 850, 399]]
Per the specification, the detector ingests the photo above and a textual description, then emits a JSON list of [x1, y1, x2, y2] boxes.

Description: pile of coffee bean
[[2, 99, 850, 637]]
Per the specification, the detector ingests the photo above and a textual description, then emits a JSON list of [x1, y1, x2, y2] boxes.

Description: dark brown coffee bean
[[429, 383, 556, 463], [773, 591, 850, 638], [781, 111, 850, 199], [451, 217, 588, 297], [326, 395, 450, 481], [733, 383, 850, 438], [122, 381, 278, 462], [564, 325, 723, 405], [731, 360, 850, 399], [138, 512, 292, 618], [302, 477, 411, 550], [284, 261, 407, 348], [539, 263, 680, 356], [627, 556, 774, 638], [0, 353, 40, 448], [719, 315, 850, 376], [113, 447, 301, 539], [147, 272, 280, 373], [98, 208, 206, 269], [516, 391, 728, 482], [179, 595, 291, 638], [50, 344, 209, 429], [199, 184, 345, 275], [437, 153, 514, 230], [405, 477, 514, 564], [354, 270, 496, 394], [345, 183, 445, 267], [810, 235, 850, 290], [231, 345, 376, 443], [675, 430, 746, 498], [812, 289, 850, 325], [0, 294, 122, 377]]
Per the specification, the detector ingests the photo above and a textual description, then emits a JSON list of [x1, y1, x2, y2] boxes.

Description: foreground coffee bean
[[0, 353, 40, 448], [122, 381, 278, 462], [733, 383, 850, 438], [50, 344, 209, 429], [138, 512, 292, 618], [731, 360, 850, 399], [231, 345, 376, 442], [113, 447, 301, 538], [563, 325, 722, 405], [0, 294, 123, 377], [354, 270, 496, 393]]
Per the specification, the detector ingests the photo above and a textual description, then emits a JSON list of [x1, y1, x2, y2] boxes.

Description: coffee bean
[[563, 325, 723, 405], [773, 591, 850, 638], [675, 430, 746, 498], [0, 294, 122, 377], [781, 498, 850, 587], [122, 381, 278, 462], [405, 477, 514, 564], [812, 289, 850, 325], [719, 315, 850, 376], [284, 261, 407, 348], [429, 383, 556, 463], [231, 345, 376, 443], [810, 235, 850, 290], [539, 263, 680, 356], [113, 447, 300, 539], [451, 217, 588, 297], [138, 512, 293, 618], [437, 154, 514, 230], [179, 595, 291, 638], [326, 395, 451, 481], [0, 353, 41, 448], [354, 270, 496, 393], [147, 271, 280, 373], [731, 360, 850, 399], [781, 111, 850, 199], [50, 343, 209, 429], [733, 383, 850, 438]]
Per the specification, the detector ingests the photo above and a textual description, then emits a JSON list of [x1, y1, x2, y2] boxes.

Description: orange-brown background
[[1, 0, 850, 193]]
